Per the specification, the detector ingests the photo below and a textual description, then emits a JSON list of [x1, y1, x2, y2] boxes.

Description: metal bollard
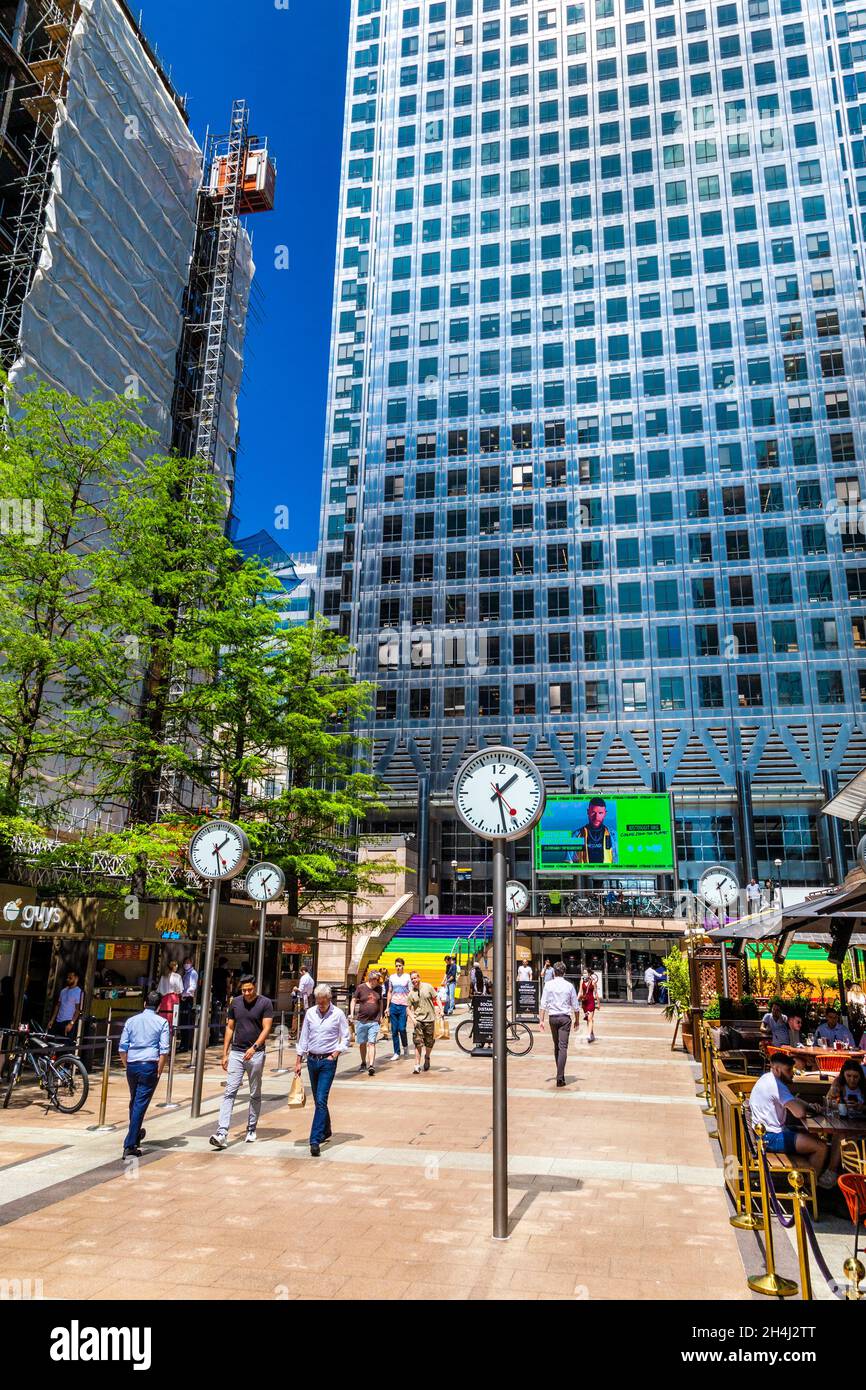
[[788, 1171, 813, 1300], [157, 1027, 180, 1111], [88, 1013, 115, 1133], [747, 1123, 798, 1297], [272, 1011, 290, 1075], [844, 1256, 866, 1300], [185, 1005, 201, 1072], [730, 1092, 762, 1231]]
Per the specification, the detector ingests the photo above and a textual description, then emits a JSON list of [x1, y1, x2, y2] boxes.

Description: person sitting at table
[[814, 1007, 856, 1050], [824, 1060, 866, 1186], [760, 1001, 792, 1047], [750, 1054, 830, 1184]]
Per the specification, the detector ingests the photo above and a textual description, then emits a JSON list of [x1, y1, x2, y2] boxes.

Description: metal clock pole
[[191, 882, 221, 1120], [492, 836, 509, 1240], [256, 903, 267, 995]]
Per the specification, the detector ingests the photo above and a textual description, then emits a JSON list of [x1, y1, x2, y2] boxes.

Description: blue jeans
[[307, 1055, 338, 1146], [390, 1003, 408, 1055], [124, 1060, 159, 1152], [446, 982, 456, 1015]]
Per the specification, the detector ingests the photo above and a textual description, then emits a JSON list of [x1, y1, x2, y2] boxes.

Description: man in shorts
[[407, 969, 441, 1075], [749, 1053, 829, 1181], [352, 969, 383, 1075]]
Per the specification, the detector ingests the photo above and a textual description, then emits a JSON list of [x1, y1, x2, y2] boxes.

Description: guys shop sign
[[2, 896, 62, 930]]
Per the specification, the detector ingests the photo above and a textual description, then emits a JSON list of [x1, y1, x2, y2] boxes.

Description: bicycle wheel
[[2, 1054, 23, 1109], [454, 1018, 476, 1055], [506, 1022, 534, 1057], [48, 1054, 89, 1114]]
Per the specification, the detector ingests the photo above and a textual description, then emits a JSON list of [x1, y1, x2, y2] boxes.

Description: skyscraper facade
[[318, 0, 866, 908]]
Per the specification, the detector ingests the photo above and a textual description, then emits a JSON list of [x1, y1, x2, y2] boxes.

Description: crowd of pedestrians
[[112, 950, 603, 1162]]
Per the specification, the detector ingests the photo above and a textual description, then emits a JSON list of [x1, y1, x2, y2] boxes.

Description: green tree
[[0, 380, 154, 815]]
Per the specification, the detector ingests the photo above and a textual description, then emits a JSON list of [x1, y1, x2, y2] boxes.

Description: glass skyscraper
[[317, 0, 866, 907]]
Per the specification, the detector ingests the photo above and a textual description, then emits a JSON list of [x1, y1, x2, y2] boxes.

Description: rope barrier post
[[747, 1123, 798, 1297], [272, 1011, 290, 1076], [844, 1257, 866, 1300], [157, 1012, 181, 1111], [697, 1022, 711, 1102], [730, 1091, 762, 1231], [788, 1171, 813, 1301], [185, 1005, 200, 1073], [88, 1009, 115, 1133], [706, 1041, 719, 1140]]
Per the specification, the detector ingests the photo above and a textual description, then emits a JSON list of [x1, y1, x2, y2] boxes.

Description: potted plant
[[661, 944, 692, 1052]]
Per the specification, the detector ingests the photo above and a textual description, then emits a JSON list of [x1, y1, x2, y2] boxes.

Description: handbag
[[287, 1074, 306, 1109]]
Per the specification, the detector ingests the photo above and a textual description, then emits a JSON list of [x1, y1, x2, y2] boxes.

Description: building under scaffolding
[[0, 0, 275, 491]]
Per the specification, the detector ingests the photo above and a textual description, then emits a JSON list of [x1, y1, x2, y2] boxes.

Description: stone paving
[[0, 1004, 749, 1300]]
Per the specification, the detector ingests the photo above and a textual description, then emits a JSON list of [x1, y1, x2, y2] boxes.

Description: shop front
[[525, 928, 684, 1002]]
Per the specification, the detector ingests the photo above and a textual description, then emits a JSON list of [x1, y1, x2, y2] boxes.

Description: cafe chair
[[841, 1139, 866, 1177], [815, 1053, 848, 1076], [838, 1175, 866, 1263]]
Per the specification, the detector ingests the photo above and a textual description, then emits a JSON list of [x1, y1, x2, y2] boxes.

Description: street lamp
[[774, 857, 784, 911]]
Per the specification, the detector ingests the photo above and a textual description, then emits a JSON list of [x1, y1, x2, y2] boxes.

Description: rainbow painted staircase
[[372, 914, 492, 990]]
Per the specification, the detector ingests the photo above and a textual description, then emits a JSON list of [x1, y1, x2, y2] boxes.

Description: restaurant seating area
[[696, 1017, 866, 1298]]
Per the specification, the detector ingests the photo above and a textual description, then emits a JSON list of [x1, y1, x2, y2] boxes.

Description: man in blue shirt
[[118, 991, 170, 1160], [815, 1007, 856, 1049]]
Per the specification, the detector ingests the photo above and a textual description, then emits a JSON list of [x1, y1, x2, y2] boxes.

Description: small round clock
[[506, 880, 530, 915], [453, 746, 546, 842], [188, 821, 250, 882], [698, 865, 740, 912], [245, 861, 286, 904]]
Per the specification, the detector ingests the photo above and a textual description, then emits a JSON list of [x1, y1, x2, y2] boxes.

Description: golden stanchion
[[730, 1090, 762, 1231], [747, 1123, 798, 1297], [706, 1040, 719, 1140], [844, 1257, 866, 1300], [788, 1171, 812, 1300], [697, 1021, 710, 1100]]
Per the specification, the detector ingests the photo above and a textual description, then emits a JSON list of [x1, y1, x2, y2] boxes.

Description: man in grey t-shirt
[[210, 976, 273, 1149]]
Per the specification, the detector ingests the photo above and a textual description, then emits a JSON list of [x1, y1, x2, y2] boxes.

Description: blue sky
[[142, 0, 351, 554]]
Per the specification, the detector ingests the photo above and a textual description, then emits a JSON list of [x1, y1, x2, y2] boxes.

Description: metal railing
[[528, 890, 694, 922]]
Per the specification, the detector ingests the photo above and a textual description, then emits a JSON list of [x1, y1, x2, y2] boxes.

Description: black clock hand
[[491, 773, 519, 802], [498, 799, 508, 834]]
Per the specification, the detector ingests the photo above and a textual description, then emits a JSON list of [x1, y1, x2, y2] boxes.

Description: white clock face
[[699, 866, 740, 910], [188, 822, 250, 882], [245, 862, 285, 904], [453, 747, 546, 842], [506, 880, 530, 915]]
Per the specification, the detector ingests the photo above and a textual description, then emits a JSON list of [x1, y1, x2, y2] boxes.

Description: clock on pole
[[506, 880, 530, 916], [246, 862, 286, 994], [187, 820, 250, 1118], [698, 865, 740, 913], [452, 746, 545, 1241]]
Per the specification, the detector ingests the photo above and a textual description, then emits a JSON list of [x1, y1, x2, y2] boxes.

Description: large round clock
[[698, 865, 740, 912], [188, 821, 250, 882], [245, 861, 286, 904], [453, 747, 546, 842], [506, 880, 530, 915]]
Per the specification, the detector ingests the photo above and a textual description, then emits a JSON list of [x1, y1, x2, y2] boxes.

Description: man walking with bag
[[210, 975, 274, 1150], [407, 969, 442, 1075], [539, 961, 579, 1088], [296, 983, 350, 1155]]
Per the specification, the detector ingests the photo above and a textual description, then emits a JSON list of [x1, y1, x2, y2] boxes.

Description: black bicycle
[[454, 1006, 534, 1057], [2, 1024, 89, 1114]]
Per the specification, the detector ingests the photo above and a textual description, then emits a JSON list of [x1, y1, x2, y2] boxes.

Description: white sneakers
[[245, 1129, 257, 1144]]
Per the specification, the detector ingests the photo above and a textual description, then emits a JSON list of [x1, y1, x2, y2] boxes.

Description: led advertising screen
[[533, 793, 675, 874]]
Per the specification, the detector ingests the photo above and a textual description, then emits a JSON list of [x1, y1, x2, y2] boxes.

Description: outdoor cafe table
[[803, 1109, 866, 1139], [777, 1045, 865, 1070]]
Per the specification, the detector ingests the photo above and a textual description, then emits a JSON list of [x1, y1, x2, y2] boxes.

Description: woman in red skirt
[[157, 959, 183, 1034], [578, 969, 598, 1043]]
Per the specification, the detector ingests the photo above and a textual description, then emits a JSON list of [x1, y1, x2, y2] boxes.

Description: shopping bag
[[287, 1074, 306, 1108], [348, 1018, 356, 1042], [441, 1016, 451, 1040], [380, 1016, 391, 1040], [434, 1014, 445, 1041]]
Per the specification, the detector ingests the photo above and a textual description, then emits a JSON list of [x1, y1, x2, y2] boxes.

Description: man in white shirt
[[746, 879, 761, 912], [517, 961, 533, 982], [815, 1008, 856, 1049], [539, 962, 580, 1088], [644, 964, 658, 1005], [760, 1001, 792, 1047], [298, 968, 315, 1011], [295, 983, 350, 1156], [749, 1054, 829, 1180]]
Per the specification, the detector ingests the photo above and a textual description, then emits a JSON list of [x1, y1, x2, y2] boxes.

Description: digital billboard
[[533, 793, 675, 874]]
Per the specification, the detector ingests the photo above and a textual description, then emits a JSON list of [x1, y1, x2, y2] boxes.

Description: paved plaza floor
[[0, 1004, 751, 1301]]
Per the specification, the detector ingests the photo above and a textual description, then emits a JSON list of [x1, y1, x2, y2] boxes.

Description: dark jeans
[[177, 997, 194, 1052], [124, 1061, 159, 1152], [549, 1015, 572, 1084], [307, 1055, 338, 1146], [389, 1003, 409, 1056]]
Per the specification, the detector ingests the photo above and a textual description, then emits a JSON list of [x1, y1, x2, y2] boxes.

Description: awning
[[705, 870, 866, 943], [822, 767, 866, 823]]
